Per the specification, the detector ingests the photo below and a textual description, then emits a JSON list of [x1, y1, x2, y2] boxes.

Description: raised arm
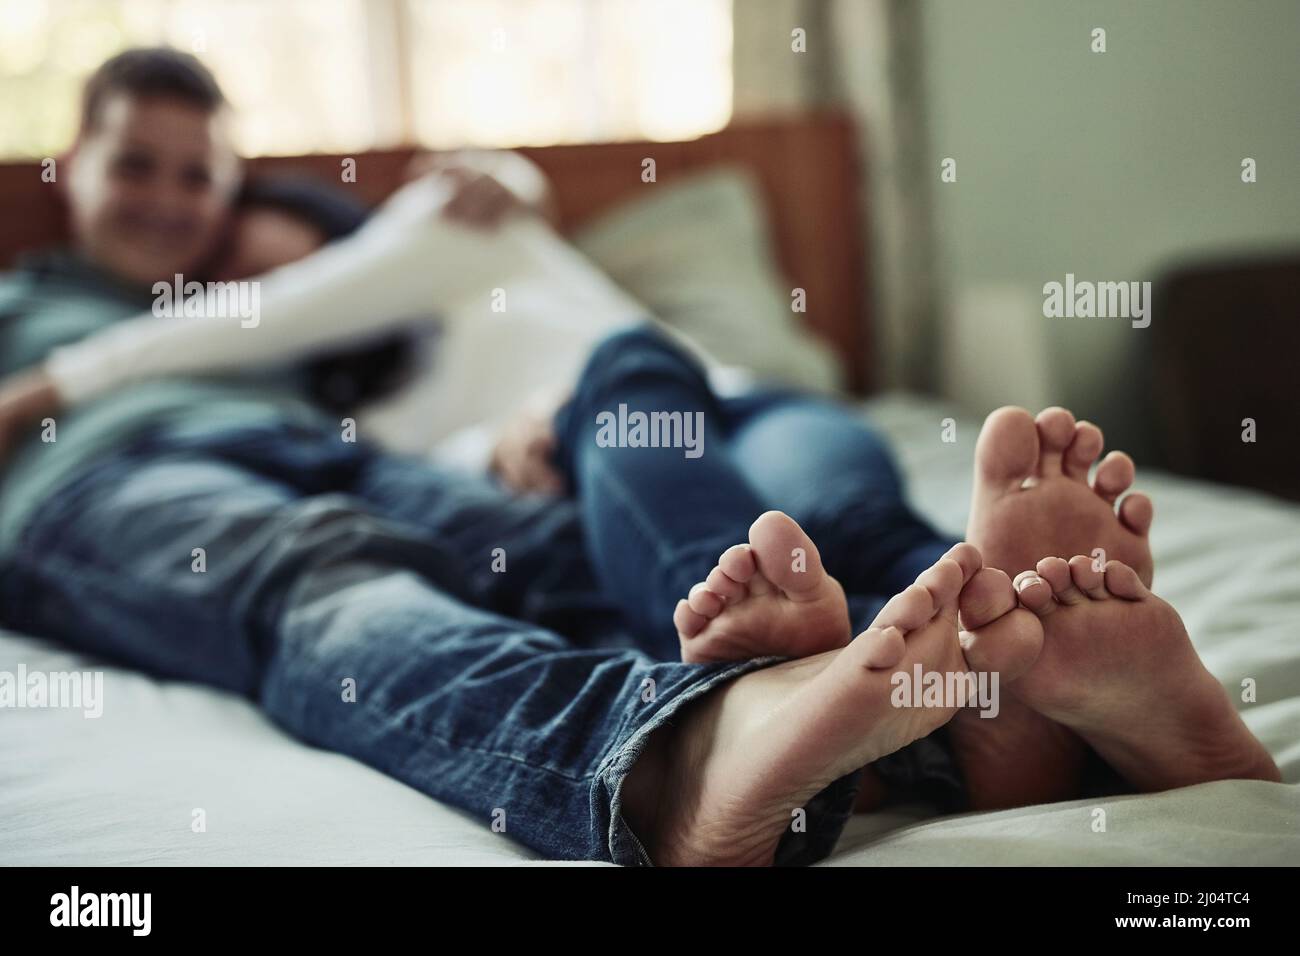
[[44, 151, 567, 405]]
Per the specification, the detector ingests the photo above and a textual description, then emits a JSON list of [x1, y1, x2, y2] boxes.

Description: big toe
[[747, 510, 827, 598], [957, 568, 1043, 680], [974, 406, 1039, 490]]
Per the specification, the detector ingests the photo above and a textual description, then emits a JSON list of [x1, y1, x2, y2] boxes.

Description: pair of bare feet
[[623, 406, 1279, 866]]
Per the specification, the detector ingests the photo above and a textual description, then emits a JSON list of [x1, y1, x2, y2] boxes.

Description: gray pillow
[[573, 167, 844, 393]]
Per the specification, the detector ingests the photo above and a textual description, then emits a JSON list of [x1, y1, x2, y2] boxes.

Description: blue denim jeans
[[0, 422, 859, 864], [556, 327, 957, 657], [0, 330, 963, 864]]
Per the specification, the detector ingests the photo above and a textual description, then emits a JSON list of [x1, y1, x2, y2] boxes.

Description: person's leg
[[0, 423, 869, 864], [550, 326, 787, 658], [551, 326, 953, 651], [347, 448, 629, 648], [724, 391, 956, 601], [549, 328, 967, 812]]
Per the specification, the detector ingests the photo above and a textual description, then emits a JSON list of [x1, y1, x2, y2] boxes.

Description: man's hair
[[80, 47, 225, 133]]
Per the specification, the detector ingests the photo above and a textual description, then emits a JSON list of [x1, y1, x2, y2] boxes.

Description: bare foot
[[624, 553, 1043, 866], [942, 563, 1082, 807], [953, 406, 1155, 809], [967, 406, 1153, 583], [673, 511, 851, 663], [1004, 556, 1280, 791]]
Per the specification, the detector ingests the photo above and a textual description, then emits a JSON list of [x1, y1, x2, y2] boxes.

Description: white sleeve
[[44, 172, 566, 404]]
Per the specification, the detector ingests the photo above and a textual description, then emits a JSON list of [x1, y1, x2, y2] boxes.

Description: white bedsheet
[[2, 394, 1297, 865]]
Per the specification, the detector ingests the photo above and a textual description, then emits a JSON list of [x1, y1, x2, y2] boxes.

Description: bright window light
[[405, 0, 734, 148], [0, 0, 734, 159]]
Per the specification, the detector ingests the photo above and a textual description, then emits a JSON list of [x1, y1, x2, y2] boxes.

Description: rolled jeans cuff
[[595, 655, 862, 867]]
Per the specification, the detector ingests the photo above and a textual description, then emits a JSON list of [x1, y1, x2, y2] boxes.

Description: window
[[405, 0, 733, 148], [0, 0, 734, 159]]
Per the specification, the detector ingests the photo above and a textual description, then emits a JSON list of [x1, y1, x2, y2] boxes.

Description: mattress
[[2, 393, 1297, 865]]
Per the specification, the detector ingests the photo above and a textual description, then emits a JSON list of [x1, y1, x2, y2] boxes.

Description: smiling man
[[0, 49, 303, 546], [65, 48, 241, 288], [2, 48, 241, 375]]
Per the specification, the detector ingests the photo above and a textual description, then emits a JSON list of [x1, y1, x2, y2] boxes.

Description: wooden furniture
[[0, 112, 872, 390], [1149, 254, 1300, 501]]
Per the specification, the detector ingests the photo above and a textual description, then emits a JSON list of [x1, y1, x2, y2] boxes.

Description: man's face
[[64, 94, 240, 286]]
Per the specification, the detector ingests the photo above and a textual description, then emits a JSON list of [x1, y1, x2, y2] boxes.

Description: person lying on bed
[[4, 109, 1275, 813], [0, 46, 962, 865], [0, 128, 654, 469], [6, 186, 1280, 833], [0, 48, 1278, 866]]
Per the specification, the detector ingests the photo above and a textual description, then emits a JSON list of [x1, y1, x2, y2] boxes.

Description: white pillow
[[573, 168, 844, 394]]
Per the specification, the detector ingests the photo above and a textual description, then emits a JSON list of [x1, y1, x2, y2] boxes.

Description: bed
[[1, 116, 1297, 865], [2, 392, 1298, 865]]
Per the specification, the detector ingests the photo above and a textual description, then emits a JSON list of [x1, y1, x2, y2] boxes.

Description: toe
[[1067, 554, 1108, 599], [1036, 556, 1085, 605], [687, 583, 725, 618], [705, 565, 746, 602], [1118, 492, 1154, 536], [974, 406, 1039, 490], [674, 599, 708, 639], [961, 608, 1043, 682], [942, 542, 983, 583], [958, 569, 1043, 679], [1103, 560, 1148, 600], [1034, 407, 1077, 477], [717, 543, 757, 584], [856, 625, 907, 670], [872, 582, 936, 632], [1092, 451, 1135, 503], [914, 557, 966, 614], [957, 567, 1017, 630], [1063, 421, 1104, 480], [748, 510, 826, 598], [1013, 571, 1056, 616]]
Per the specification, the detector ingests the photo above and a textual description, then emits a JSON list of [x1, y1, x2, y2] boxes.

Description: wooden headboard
[[0, 112, 871, 390]]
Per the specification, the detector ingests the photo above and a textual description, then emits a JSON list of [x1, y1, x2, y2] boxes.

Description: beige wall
[[921, 0, 1300, 450], [734, 0, 1300, 454]]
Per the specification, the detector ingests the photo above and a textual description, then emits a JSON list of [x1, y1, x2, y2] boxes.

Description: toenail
[[1015, 575, 1043, 592]]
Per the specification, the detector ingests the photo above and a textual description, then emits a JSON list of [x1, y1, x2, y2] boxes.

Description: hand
[[406, 153, 530, 230], [0, 367, 62, 465], [440, 165, 529, 229], [406, 150, 557, 229], [490, 390, 570, 496]]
